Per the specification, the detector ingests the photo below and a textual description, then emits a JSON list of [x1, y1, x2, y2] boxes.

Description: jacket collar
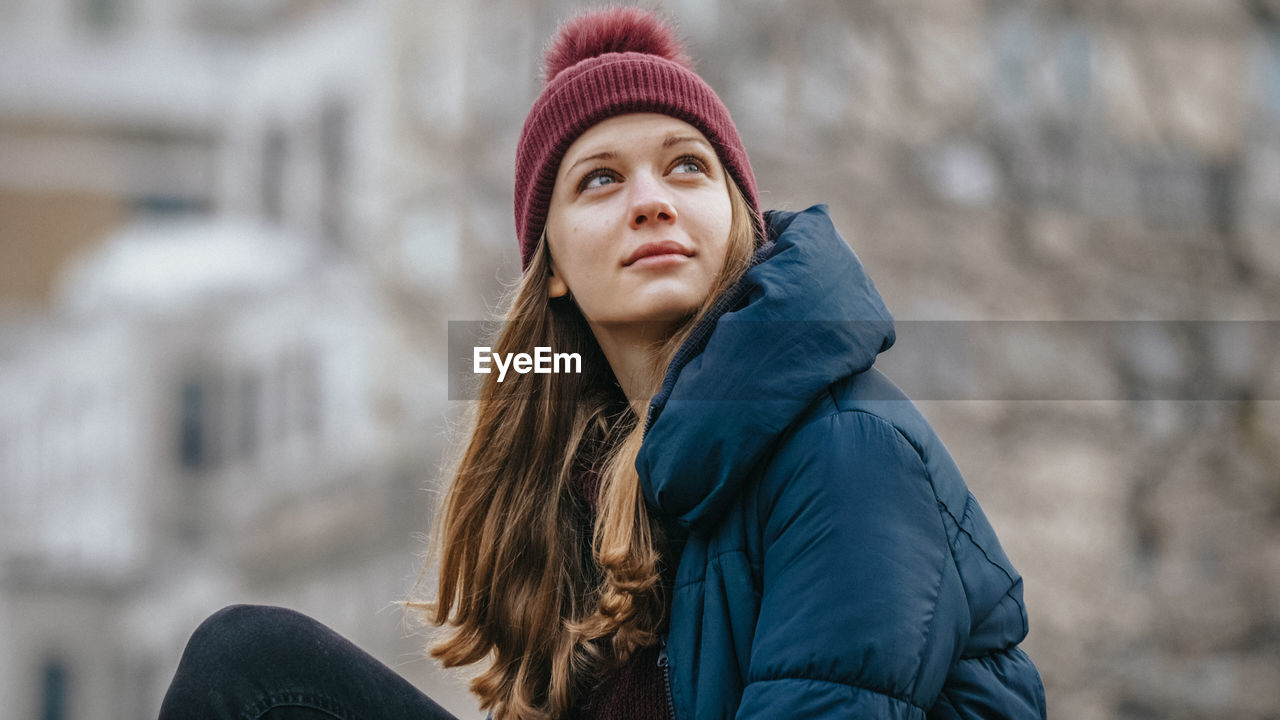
[[636, 204, 896, 532]]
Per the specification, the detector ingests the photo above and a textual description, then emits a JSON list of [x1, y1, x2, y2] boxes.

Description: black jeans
[[159, 605, 461, 720]]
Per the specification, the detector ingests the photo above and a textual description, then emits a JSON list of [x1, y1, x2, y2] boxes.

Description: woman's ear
[[548, 260, 569, 299]]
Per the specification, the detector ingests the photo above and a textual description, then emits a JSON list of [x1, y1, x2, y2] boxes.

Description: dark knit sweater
[[572, 644, 668, 720], [569, 463, 671, 720]]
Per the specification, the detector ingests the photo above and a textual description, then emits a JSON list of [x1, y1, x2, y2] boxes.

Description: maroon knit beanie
[[514, 6, 762, 270]]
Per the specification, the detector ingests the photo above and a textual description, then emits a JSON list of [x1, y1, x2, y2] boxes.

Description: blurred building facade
[[1, 1, 1278, 719], [0, 0, 475, 717]]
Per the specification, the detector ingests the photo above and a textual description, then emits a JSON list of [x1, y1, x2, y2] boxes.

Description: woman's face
[[544, 113, 733, 329]]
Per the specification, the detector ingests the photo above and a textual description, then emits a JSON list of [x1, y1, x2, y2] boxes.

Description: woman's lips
[[624, 241, 693, 266]]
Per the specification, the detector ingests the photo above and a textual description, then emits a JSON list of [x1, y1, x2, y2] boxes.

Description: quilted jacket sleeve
[[735, 408, 970, 719]]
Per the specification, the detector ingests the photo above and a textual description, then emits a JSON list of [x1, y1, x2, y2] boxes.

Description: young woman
[[160, 8, 1045, 720]]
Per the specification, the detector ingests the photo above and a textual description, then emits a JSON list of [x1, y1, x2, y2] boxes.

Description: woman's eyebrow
[[564, 151, 616, 177], [663, 135, 709, 150]]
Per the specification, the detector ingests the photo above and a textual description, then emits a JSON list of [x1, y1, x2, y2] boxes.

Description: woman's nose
[[628, 174, 677, 230]]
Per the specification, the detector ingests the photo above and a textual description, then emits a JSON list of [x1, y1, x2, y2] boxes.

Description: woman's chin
[[604, 303, 699, 328]]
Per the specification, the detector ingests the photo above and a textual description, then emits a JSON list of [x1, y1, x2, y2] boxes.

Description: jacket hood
[[637, 204, 895, 532]]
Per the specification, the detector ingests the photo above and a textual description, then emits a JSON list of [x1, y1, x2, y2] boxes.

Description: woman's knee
[[162, 605, 456, 720], [184, 605, 322, 667], [162, 606, 334, 715], [162, 606, 296, 718]]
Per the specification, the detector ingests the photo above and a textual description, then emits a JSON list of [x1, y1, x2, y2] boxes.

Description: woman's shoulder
[[758, 368, 985, 541], [756, 368, 1029, 644], [772, 367, 961, 485]]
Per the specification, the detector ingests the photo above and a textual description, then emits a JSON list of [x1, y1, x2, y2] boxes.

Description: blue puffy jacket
[[636, 206, 1047, 719]]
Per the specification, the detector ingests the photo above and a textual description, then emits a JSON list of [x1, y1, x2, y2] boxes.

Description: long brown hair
[[417, 176, 759, 719]]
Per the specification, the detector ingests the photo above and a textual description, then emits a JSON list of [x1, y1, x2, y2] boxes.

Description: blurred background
[[1, 0, 1278, 718]]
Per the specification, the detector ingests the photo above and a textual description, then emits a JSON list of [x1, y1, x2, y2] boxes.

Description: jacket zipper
[[657, 636, 676, 720]]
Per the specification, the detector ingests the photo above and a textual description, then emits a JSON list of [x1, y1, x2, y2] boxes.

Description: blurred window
[[179, 379, 205, 470], [296, 348, 321, 439], [991, 7, 1035, 121], [238, 370, 261, 458], [1204, 161, 1239, 238], [181, 374, 227, 472], [1134, 156, 1233, 236], [270, 356, 289, 443], [1265, 27, 1280, 116], [0, 423, 12, 542], [133, 196, 210, 218], [1058, 22, 1092, 109], [80, 0, 126, 35], [0, 422, 10, 484], [319, 99, 349, 249], [263, 347, 324, 448], [40, 659, 69, 720], [1136, 159, 1204, 231], [262, 126, 288, 224]]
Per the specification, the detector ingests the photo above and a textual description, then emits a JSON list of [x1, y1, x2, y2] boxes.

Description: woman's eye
[[579, 170, 619, 191], [671, 156, 706, 175]]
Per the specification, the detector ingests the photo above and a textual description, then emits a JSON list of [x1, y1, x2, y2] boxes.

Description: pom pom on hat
[[514, 6, 762, 270], [542, 6, 693, 82]]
